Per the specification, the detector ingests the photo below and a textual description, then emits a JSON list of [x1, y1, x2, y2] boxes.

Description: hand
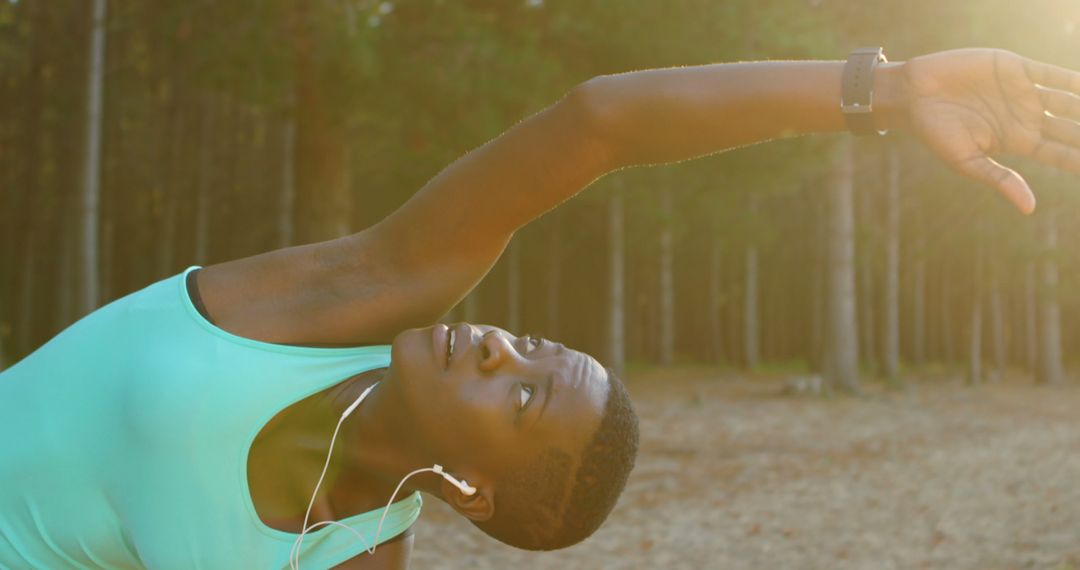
[[899, 48, 1080, 214]]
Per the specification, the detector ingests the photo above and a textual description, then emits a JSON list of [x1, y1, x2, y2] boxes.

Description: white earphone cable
[[288, 381, 472, 570], [289, 382, 378, 570], [290, 466, 437, 569]]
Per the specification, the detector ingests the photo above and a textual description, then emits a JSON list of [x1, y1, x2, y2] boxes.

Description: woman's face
[[388, 323, 609, 478]]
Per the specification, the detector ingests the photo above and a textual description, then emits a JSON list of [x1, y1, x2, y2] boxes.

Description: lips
[[434, 323, 478, 370], [433, 324, 449, 369], [446, 327, 455, 368]]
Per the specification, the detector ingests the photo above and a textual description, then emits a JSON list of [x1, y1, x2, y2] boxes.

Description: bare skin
[[196, 49, 1080, 568]]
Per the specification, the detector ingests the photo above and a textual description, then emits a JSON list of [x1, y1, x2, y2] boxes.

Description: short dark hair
[[473, 367, 639, 550]]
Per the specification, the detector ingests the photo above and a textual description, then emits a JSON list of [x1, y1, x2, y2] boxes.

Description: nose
[[477, 330, 519, 373]]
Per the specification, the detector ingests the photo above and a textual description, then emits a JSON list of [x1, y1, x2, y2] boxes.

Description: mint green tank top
[[0, 266, 421, 569]]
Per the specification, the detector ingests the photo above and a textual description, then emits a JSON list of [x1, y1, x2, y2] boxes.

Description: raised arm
[[199, 49, 1080, 345]]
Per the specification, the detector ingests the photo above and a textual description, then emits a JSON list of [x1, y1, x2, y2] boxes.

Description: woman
[[1, 48, 1077, 569]]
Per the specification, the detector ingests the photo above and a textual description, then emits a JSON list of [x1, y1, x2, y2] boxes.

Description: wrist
[[873, 62, 911, 132]]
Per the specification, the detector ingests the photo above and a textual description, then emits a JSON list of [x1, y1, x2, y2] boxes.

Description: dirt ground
[[410, 368, 1080, 570]]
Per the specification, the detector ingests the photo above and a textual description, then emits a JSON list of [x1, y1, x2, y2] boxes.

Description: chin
[[389, 326, 424, 376], [388, 326, 437, 412], [387, 325, 462, 458]]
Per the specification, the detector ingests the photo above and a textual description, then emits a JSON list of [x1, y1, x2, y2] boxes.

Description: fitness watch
[[841, 47, 888, 136]]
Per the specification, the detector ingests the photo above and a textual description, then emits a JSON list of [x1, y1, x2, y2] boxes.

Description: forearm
[[584, 60, 910, 168]]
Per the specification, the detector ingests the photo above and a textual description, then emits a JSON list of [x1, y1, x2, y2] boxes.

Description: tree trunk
[[10, 0, 46, 355], [911, 250, 926, 366], [506, 239, 521, 333], [462, 292, 479, 324], [744, 244, 759, 369], [727, 252, 741, 367], [157, 104, 183, 277], [546, 213, 563, 337], [608, 192, 625, 375], [968, 247, 983, 385], [708, 229, 724, 364], [8, 0, 48, 356], [1024, 260, 1038, 376], [1038, 212, 1065, 385], [278, 113, 297, 249], [968, 294, 983, 385], [79, 0, 107, 316], [294, 4, 353, 243], [827, 139, 859, 392], [882, 143, 901, 381], [194, 98, 214, 263], [101, 201, 114, 303], [940, 272, 955, 365], [809, 198, 826, 373], [858, 182, 875, 370], [16, 232, 37, 355], [57, 208, 76, 333], [990, 276, 1006, 382], [659, 189, 674, 366]]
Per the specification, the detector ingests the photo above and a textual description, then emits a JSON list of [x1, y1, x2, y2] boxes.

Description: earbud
[[433, 464, 476, 496]]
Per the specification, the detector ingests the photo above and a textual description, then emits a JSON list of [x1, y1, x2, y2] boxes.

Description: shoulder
[[331, 526, 415, 570]]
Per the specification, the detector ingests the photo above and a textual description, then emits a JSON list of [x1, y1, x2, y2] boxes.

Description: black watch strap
[[842, 47, 887, 136]]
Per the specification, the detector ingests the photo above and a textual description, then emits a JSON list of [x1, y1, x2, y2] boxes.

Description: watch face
[[842, 49, 886, 136]]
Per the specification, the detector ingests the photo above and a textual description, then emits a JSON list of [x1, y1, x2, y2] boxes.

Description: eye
[[525, 335, 542, 354], [519, 384, 535, 410]]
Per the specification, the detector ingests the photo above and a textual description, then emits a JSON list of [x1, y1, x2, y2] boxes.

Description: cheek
[[419, 387, 514, 465]]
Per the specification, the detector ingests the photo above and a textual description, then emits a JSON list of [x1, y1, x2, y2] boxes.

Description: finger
[[1031, 139, 1080, 177], [1042, 114, 1080, 148], [1024, 58, 1080, 93], [1038, 86, 1080, 122], [952, 155, 1035, 214]]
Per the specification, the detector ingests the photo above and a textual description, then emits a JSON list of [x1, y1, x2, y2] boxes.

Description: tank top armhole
[[186, 268, 215, 325]]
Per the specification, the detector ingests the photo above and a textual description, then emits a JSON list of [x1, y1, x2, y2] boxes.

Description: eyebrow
[[537, 372, 555, 426]]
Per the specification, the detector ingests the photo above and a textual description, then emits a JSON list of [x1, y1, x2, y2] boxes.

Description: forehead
[[537, 347, 610, 455], [565, 349, 609, 411]]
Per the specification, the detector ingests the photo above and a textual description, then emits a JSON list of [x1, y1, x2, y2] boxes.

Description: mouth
[[434, 323, 459, 370], [433, 324, 449, 370], [445, 326, 456, 369], [443, 323, 476, 370]]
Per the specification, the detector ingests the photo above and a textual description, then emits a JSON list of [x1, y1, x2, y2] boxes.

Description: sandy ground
[[410, 368, 1080, 570]]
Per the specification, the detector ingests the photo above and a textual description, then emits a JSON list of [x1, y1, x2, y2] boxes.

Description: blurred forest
[[2, 0, 1080, 390]]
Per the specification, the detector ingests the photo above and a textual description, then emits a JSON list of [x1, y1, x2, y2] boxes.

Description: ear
[[440, 475, 494, 522]]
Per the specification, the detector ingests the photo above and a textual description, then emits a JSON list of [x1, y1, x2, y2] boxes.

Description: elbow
[[561, 76, 624, 171]]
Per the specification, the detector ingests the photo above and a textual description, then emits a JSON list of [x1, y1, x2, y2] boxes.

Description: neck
[[325, 369, 443, 511]]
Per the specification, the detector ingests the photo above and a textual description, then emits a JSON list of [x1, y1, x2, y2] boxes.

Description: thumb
[[953, 155, 1036, 214]]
